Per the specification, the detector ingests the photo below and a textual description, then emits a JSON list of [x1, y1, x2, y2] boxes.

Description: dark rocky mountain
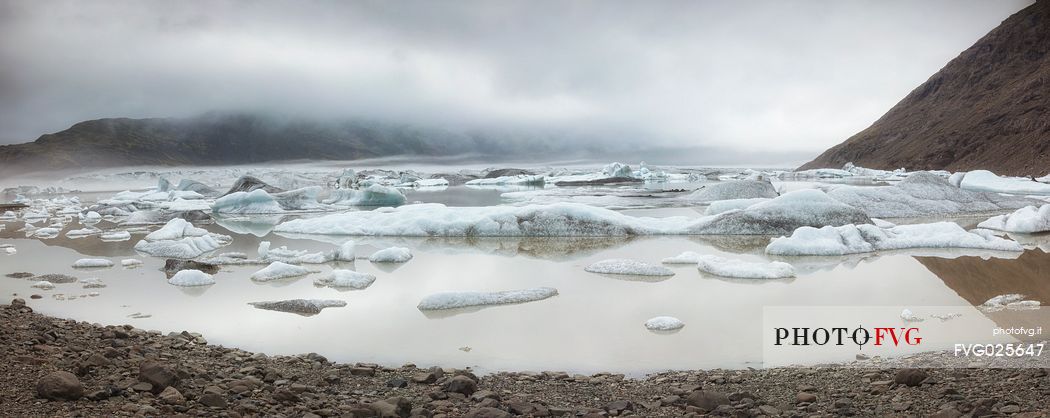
[[800, 0, 1050, 176], [0, 113, 592, 175]]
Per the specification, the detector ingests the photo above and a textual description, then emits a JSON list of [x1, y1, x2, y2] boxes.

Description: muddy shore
[[2, 299, 1048, 417]]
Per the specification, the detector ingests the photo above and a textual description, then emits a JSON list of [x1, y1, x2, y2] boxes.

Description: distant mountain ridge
[[0, 114, 589, 174], [800, 0, 1050, 176]]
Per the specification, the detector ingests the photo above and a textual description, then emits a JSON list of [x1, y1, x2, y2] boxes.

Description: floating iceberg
[[31, 281, 55, 290], [168, 269, 215, 287], [66, 227, 102, 238], [585, 259, 674, 276], [959, 170, 1050, 195], [661, 251, 703, 264], [602, 162, 633, 178], [466, 175, 545, 187], [694, 189, 871, 235], [687, 180, 779, 203], [369, 247, 412, 263], [977, 204, 1050, 233], [33, 227, 61, 239], [100, 230, 132, 241], [80, 211, 102, 224], [250, 261, 313, 282], [695, 255, 795, 279], [644, 316, 685, 331], [0, 211, 16, 221], [412, 178, 449, 188], [704, 198, 772, 215], [121, 259, 143, 267], [212, 189, 285, 214], [417, 287, 558, 310], [900, 309, 924, 322], [80, 278, 106, 288], [335, 240, 355, 261], [314, 270, 375, 289], [256, 241, 334, 264], [323, 184, 406, 206], [766, 222, 1023, 256], [73, 258, 114, 268], [133, 218, 229, 258], [826, 172, 1035, 218], [248, 299, 346, 316]]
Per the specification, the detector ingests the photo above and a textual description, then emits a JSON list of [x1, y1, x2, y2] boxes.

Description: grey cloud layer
[[0, 0, 1032, 153]]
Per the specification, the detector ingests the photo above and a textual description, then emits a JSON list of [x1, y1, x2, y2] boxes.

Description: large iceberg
[[212, 189, 285, 214], [417, 287, 558, 310], [133, 218, 230, 258], [274, 190, 869, 237], [959, 170, 1050, 195], [977, 204, 1050, 233], [686, 180, 779, 203], [323, 184, 406, 206], [695, 255, 795, 279], [826, 172, 1036, 218], [766, 222, 1023, 256]]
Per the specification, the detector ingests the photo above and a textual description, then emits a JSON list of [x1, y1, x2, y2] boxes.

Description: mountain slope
[[800, 0, 1050, 176]]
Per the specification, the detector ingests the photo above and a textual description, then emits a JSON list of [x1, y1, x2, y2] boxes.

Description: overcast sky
[[0, 0, 1034, 155]]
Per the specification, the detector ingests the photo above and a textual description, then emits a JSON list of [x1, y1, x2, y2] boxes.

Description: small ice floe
[[335, 240, 355, 261], [313, 270, 375, 290], [644, 316, 685, 331], [369, 247, 412, 263], [661, 251, 702, 264], [978, 204, 1050, 234], [978, 294, 1041, 312], [133, 218, 230, 258], [250, 261, 313, 282], [900, 309, 925, 322], [100, 230, 132, 242], [417, 287, 558, 310], [686, 180, 778, 203], [704, 198, 772, 215], [80, 211, 102, 224], [0, 245, 15, 255], [0, 211, 17, 221], [959, 170, 1050, 195], [80, 278, 106, 289], [66, 227, 101, 238], [73, 258, 114, 268], [33, 227, 61, 239], [31, 281, 55, 290], [585, 259, 674, 276], [248, 299, 346, 316], [121, 259, 143, 267], [323, 184, 407, 206], [412, 178, 449, 188], [256, 241, 334, 264], [695, 255, 795, 279], [168, 269, 215, 287], [213, 189, 285, 214], [766, 222, 1023, 256]]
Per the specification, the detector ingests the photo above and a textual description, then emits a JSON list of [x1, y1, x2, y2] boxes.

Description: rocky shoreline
[[2, 299, 1048, 417]]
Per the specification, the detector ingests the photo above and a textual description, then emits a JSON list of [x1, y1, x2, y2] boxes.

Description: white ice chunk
[[73, 258, 114, 268], [335, 240, 355, 261], [168, 269, 215, 286], [314, 270, 375, 289], [766, 222, 1024, 256], [585, 259, 674, 276], [413, 178, 450, 187], [100, 230, 132, 241], [33, 227, 61, 239], [121, 259, 143, 267], [80, 211, 102, 223], [960, 170, 1050, 195], [66, 227, 102, 238], [644, 316, 685, 331], [144, 218, 208, 241], [0, 211, 16, 221], [978, 294, 1041, 312], [704, 198, 772, 215], [661, 251, 703, 264], [695, 255, 795, 279], [900, 309, 924, 322], [250, 261, 313, 281], [134, 234, 225, 258], [323, 184, 406, 206], [212, 189, 285, 214], [31, 281, 55, 290], [79, 278, 106, 288], [369, 247, 412, 263], [417, 287, 558, 310], [977, 204, 1050, 233], [466, 175, 545, 186]]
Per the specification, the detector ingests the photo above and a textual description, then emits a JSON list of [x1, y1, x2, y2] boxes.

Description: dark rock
[[198, 393, 228, 408], [685, 390, 730, 411], [30, 294, 42, 299], [796, 392, 817, 403], [10, 298, 25, 307], [441, 375, 478, 396], [604, 400, 633, 414], [350, 366, 376, 376], [386, 378, 408, 388], [894, 368, 929, 387], [369, 397, 411, 418], [465, 407, 512, 418], [163, 259, 219, 277], [6, 272, 35, 279], [139, 361, 180, 394], [411, 367, 444, 384], [31, 274, 78, 284], [272, 388, 300, 403], [36, 371, 84, 400], [223, 175, 284, 196]]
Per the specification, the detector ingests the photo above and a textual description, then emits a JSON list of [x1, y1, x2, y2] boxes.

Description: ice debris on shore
[[369, 247, 412, 263], [978, 204, 1050, 233], [695, 255, 795, 279], [766, 222, 1023, 256], [644, 316, 685, 331], [250, 261, 313, 281], [313, 270, 375, 290], [73, 258, 114, 268], [978, 294, 1041, 312], [417, 287, 558, 310], [585, 259, 674, 276], [168, 269, 215, 287]]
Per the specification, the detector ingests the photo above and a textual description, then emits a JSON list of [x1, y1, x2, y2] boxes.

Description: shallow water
[[2, 179, 1048, 375]]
